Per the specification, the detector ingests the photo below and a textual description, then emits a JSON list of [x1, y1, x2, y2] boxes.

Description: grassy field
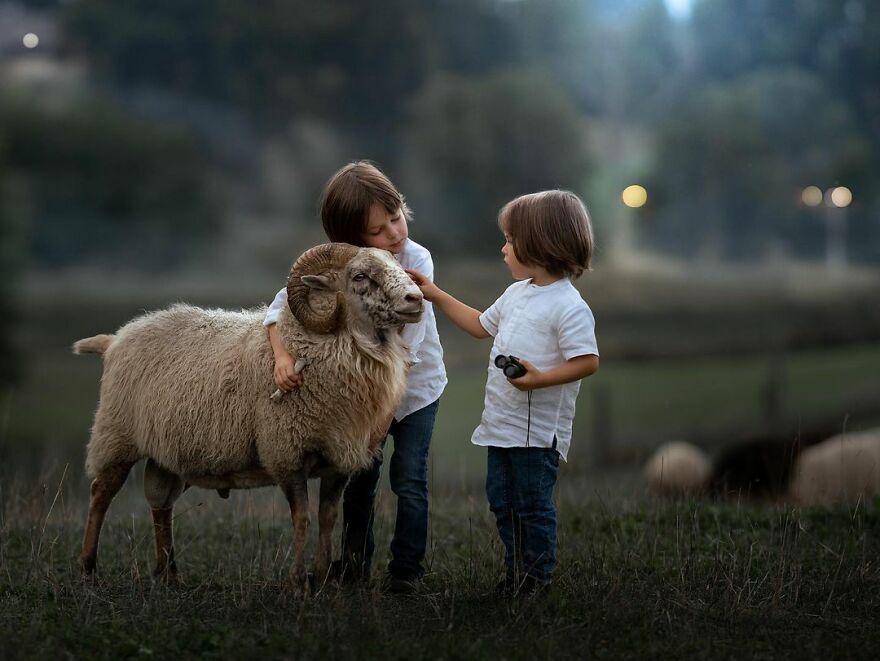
[[3, 280, 880, 658], [2, 483, 879, 659]]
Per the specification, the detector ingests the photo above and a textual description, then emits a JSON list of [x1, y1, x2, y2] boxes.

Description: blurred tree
[[402, 71, 588, 255], [691, 0, 880, 162], [0, 98, 219, 270], [647, 69, 868, 261], [48, 0, 880, 264], [61, 1, 514, 156], [0, 149, 20, 388], [505, 0, 681, 119]]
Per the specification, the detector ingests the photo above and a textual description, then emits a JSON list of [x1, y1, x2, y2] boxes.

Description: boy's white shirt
[[474, 278, 598, 461], [263, 238, 447, 420]]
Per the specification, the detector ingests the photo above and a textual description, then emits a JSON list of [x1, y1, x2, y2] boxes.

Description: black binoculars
[[494, 354, 527, 379]]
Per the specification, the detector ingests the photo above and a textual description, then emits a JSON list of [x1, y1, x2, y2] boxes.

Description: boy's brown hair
[[320, 161, 411, 246], [498, 190, 594, 279]]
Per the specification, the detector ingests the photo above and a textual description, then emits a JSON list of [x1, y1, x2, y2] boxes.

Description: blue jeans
[[340, 399, 439, 580], [485, 442, 560, 583]]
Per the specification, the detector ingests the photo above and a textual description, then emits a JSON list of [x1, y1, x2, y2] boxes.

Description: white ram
[[73, 243, 422, 589]]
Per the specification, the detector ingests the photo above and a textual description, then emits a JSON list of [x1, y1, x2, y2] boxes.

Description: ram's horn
[[287, 243, 360, 333]]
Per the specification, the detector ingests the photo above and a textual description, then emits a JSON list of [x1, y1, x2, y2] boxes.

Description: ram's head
[[286, 243, 423, 334]]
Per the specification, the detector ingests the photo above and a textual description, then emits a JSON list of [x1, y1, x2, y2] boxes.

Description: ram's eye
[[353, 273, 367, 282]]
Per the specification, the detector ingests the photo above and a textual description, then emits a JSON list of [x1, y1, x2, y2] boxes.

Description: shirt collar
[[526, 277, 570, 291]]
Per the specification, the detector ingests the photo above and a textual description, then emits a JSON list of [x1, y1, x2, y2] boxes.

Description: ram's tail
[[72, 334, 115, 355]]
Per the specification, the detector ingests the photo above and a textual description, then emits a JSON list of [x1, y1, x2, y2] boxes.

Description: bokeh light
[[22, 33, 39, 49], [801, 186, 823, 207], [622, 185, 648, 208], [830, 186, 852, 208]]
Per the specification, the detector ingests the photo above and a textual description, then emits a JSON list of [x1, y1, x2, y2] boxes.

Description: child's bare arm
[[267, 323, 303, 390], [407, 269, 490, 339], [507, 354, 599, 392]]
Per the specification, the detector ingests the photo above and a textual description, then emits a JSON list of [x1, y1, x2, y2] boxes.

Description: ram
[[74, 243, 422, 590]]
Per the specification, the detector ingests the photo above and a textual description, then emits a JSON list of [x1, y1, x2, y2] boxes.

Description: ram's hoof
[[217, 488, 230, 499], [152, 568, 181, 586]]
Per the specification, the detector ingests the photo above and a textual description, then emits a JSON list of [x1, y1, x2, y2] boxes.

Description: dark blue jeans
[[340, 399, 439, 580], [485, 442, 560, 583]]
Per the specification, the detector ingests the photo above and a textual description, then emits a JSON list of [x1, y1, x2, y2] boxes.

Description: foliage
[[0, 97, 219, 270], [14, 0, 880, 264], [647, 69, 869, 260], [0, 147, 21, 387], [674, 0, 880, 262], [504, 0, 681, 119], [403, 71, 588, 254]]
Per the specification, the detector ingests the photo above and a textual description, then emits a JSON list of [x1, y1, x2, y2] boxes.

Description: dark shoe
[[328, 559, 369, 586], [494, 576, 516, 596], [384, 573, 422, 595], [494, 574, 550, 597], [519, 574, 551, 596]]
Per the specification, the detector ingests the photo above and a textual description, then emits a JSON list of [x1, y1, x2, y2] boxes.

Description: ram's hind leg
[[143, 459, 185, 582], [315, 472, 349, 588], [80, 460, 136, 574]]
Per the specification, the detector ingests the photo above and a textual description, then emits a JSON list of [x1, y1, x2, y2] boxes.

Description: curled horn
[[287, 243, 360, 333]]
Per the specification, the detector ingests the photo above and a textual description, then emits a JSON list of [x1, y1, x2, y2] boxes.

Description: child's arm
[[267, 324, 302, 390], [264, 288, 303, 391], [507, 354, 599, 392], [407, 270, 490, 339]]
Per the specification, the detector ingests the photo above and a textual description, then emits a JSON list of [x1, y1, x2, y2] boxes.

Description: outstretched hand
[[405, 269, 442, 302], [506, 358, 544, 391]]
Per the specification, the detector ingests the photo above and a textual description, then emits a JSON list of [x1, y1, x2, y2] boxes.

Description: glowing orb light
[[622, 185, 647, 208]]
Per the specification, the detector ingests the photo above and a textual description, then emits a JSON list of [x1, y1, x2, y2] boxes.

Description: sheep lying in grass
[[645, 428, 880, 505], [788, 430, 880, 505], [643, 441, 711, 497], [73, 243, 422, 589]]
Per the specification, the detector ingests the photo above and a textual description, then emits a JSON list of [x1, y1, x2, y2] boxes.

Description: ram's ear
[[300, 274, 333, 290]]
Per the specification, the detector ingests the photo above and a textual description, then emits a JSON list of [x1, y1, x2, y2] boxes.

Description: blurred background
[[2, 0, 880, 494]]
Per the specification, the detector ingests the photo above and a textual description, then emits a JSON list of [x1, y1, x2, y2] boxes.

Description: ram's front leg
[[281, 471, 311, 595], [314, 472, 349, 588]]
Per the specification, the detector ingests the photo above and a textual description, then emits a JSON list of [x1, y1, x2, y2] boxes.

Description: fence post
[[762, 351, 785, 432], [592, 384, 612, 468]]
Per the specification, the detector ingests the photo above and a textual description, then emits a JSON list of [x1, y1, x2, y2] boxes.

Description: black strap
[[526, 391, 532, 447]]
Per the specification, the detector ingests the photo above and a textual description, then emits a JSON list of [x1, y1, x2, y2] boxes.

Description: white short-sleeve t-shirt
[[473, 278, 598, 461]]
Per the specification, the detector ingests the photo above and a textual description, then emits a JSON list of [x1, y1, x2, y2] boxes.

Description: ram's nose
[[405, 292, 423, 305]]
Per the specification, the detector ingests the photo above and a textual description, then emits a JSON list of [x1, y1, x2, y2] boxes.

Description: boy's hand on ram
[[405, 269, 441, 302], [270, 357, 309, 402], [273, 350, 303, 391], [506, 358, 544, 391]]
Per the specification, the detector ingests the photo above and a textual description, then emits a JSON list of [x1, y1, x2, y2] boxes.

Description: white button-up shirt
[[263, 239, 447, 421], [473, 278, 598, 461]]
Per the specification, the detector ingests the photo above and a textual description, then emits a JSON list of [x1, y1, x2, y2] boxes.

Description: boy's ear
[[300, 274, 333, 290]]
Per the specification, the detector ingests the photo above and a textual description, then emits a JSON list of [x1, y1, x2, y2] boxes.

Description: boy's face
[[501, 234, 531, 280], [361, 203, 408, 254]]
